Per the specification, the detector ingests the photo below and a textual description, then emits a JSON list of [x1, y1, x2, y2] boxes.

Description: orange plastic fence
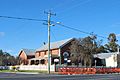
[[58, 67, 120, 75]]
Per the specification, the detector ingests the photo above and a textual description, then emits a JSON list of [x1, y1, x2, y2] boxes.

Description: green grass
[[0, 69, 48, 73], [0, 70, 15, 72], [18, 70, 47, 73]]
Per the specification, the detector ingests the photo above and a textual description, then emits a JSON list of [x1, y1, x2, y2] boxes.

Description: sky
[[0, 0, 120, 56]]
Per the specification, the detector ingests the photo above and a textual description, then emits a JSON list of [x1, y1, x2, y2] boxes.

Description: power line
[[51, 0, 76, 11], [54, 0, 92, 14], [56, 22, 107, 39], [51, 30, 57, 41], [0, 16, 46, 22], [0, 15, 107, 39]]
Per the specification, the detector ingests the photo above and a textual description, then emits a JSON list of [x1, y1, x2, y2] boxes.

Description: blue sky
[[0, 0, 120, 56]]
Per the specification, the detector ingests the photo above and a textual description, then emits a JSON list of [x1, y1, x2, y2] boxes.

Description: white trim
[[59, 38, 74, 48], [59, 49, 61, 65]]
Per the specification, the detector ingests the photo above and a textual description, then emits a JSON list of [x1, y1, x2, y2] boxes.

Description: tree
[[69, 38, 81, 65], [0, 50, 3, 56], [0, 49, 19, 66], [105, 33, 119, 52], [80, 36, 96, 67], [69, 35, 106, 67]]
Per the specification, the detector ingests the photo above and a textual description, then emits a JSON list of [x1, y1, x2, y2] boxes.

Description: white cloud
[[3, 49, 16, 56], [3, 49, 13, 53], [0, 32, 5, 37], [116, 34, 120, 37], [5, 49, 13, 53]]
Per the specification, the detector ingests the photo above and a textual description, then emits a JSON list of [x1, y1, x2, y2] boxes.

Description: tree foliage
[[69, 33, 120, 67], [105, 33, 119, 52], [69, 39, 81, 65], [69, 35, 106, 67], [0, 49, 19, 66]]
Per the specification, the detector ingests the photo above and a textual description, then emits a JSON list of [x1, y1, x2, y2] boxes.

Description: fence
[[57, 67, 120, 75], [9, 65, 55, 71]]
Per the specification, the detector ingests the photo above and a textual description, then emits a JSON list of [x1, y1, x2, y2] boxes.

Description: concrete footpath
[[1, 72, 40, 74]]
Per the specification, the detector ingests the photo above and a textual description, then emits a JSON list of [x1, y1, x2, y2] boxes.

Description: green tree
[[105, 33, 119, 52], [0, 50, 3, 56], [0, 49, 18, 66]]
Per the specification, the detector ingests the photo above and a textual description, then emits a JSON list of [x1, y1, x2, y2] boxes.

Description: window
[[41, 59, 45, 64], [39, 52, 41, 56], [45, 52, 46, 55], [35, 60, 39, 65], [31, 60, 35, 65]]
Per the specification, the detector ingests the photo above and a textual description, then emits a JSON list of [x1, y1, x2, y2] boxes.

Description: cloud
[[5, 49, 13, 53], [0, 32, 5, 37], [116, 34, 120, 37], [3, 49, 17, 57]]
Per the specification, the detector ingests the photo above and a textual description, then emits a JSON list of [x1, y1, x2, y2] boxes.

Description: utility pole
[[44, 10, 56, 74]]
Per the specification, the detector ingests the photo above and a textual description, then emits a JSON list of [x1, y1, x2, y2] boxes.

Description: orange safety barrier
[[86, 68, 96, 74], [58, 67, 120, 75], [58, 68, 67, 75]]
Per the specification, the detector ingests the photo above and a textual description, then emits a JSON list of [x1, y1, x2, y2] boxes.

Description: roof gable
[[21, 48, 35, 56], [36, 38, 74, 51]]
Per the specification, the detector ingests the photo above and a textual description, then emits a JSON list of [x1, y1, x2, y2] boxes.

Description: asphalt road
[[1, 73, 120, 80]]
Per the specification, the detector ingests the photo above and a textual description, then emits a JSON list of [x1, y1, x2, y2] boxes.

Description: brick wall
[[19, 51, 28, 65], [35, 49, 59, 58]]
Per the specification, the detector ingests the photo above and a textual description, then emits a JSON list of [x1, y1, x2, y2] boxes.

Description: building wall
[[106, 54, 117, 67], [35, 52, 40, 58], [60, 40, 73, 64], [19, 51, 35, 65], [19, 51, 27, 60], [117, 54, 120, 67], [35, 49, 59, 65], [32, 39, 74, 65], [19, 51, 28, 65], [51, 49, 59, 55], [35, 49, 59, 58]]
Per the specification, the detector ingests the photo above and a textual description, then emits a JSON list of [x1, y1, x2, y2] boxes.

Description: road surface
[[0, 73, 120, 80]]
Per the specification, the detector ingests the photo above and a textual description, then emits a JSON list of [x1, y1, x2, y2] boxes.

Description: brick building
[[19, 38, 74, 65], [18, 49, 35, 65]]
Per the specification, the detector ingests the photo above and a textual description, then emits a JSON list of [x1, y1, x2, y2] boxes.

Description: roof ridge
[[36, 38, 74, 51], [22, 48, 35, 50], [45, 38, 74, 44]]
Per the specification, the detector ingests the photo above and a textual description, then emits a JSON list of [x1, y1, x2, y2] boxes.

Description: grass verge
[[0, 70, 48, 73]]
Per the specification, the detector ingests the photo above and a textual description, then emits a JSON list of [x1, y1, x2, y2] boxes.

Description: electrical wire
[[54, 0, 93, 14], [51, 0, 76, 11], [56, 22, 107, 39], [0, 15, 107, 39], [51, 30, 57, 41], [0, 16, 47, 22]]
